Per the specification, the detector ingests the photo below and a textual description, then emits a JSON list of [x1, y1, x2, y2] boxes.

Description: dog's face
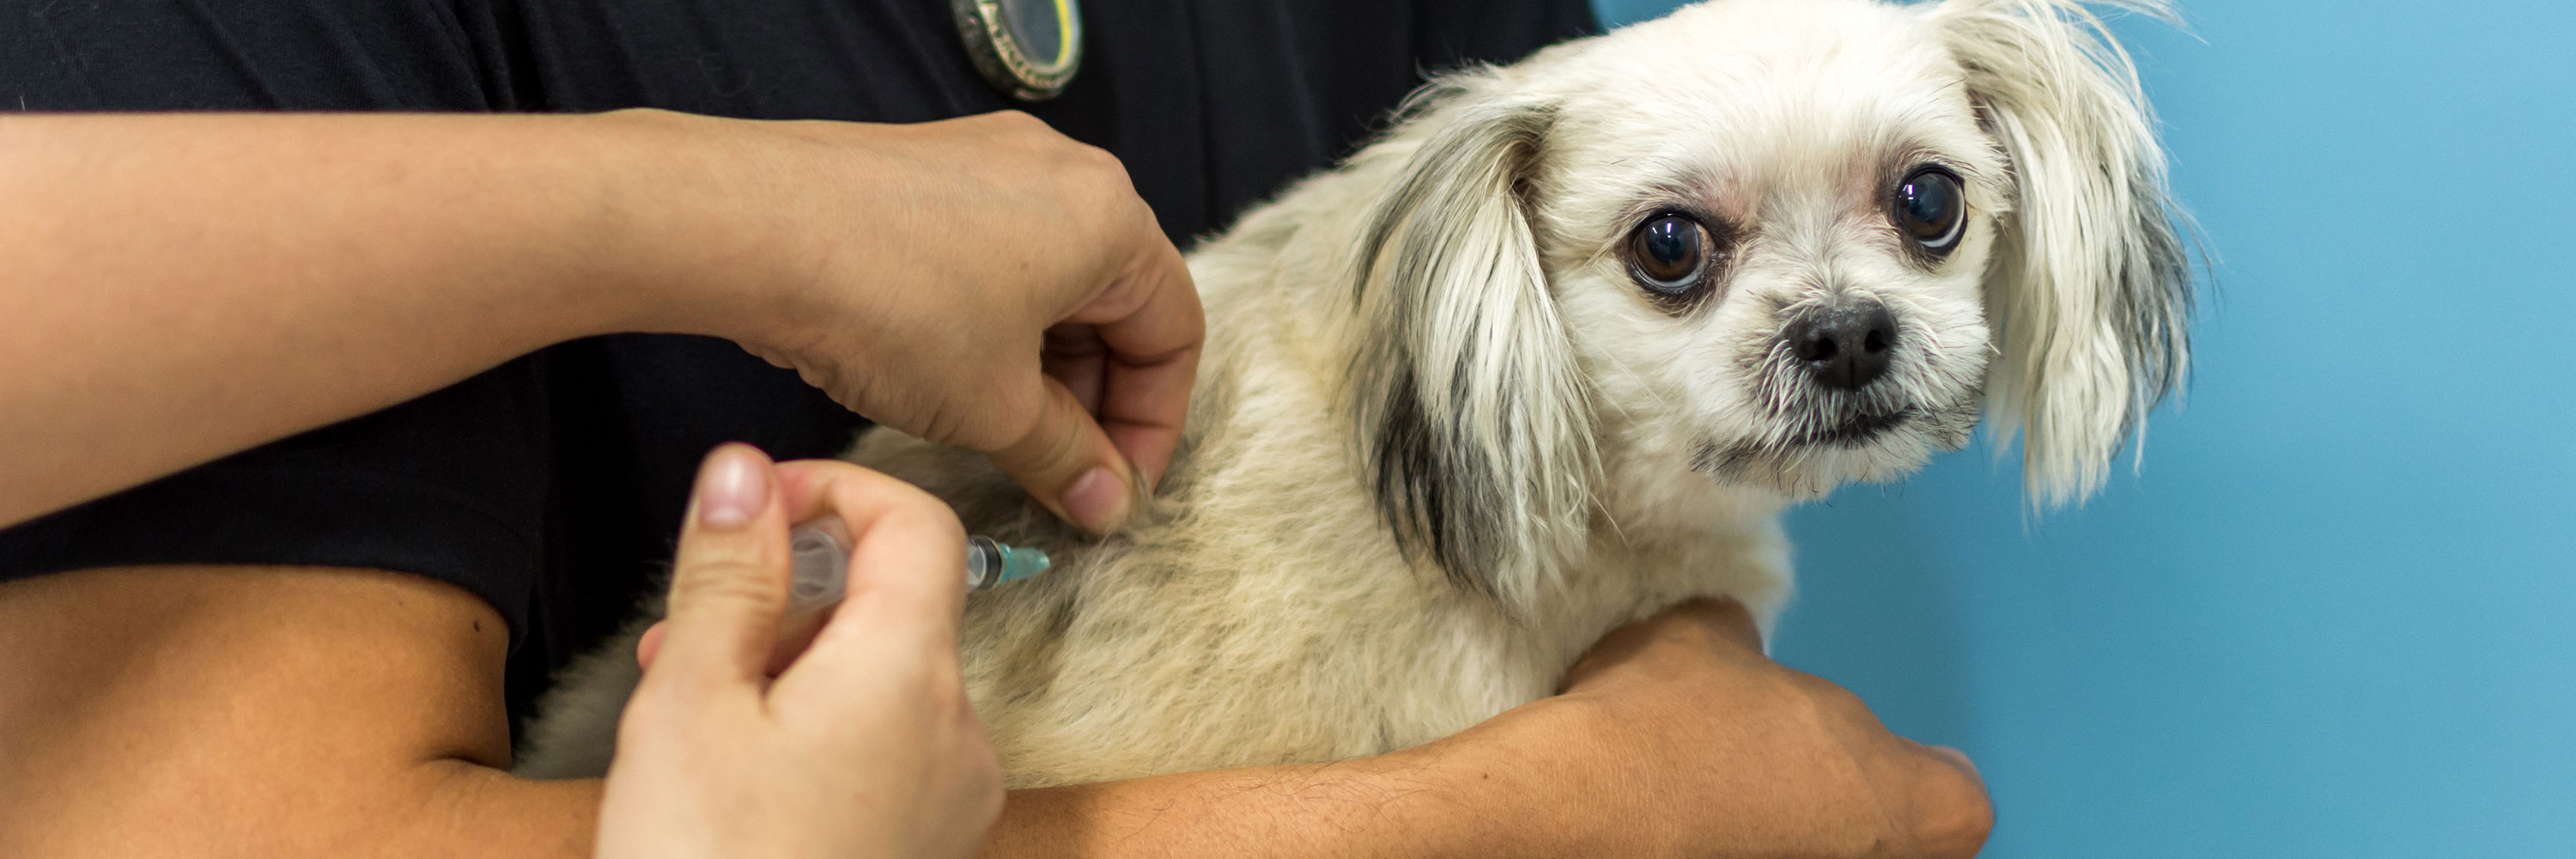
[[1536, 0, 2011, 505], [1348, 0, 2191, 601]]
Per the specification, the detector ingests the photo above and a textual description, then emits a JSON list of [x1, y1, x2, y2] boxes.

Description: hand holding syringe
[[612, 446, 1028, 856]]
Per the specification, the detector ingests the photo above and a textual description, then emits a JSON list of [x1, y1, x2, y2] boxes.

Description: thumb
[[987, 379, 1136, 534], [655, 442, 794, 685]]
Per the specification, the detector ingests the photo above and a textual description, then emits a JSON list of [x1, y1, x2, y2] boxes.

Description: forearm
[[0, 112, 712, 526], [981, 720, 1601, 859], [986, 682, 1976, 859]]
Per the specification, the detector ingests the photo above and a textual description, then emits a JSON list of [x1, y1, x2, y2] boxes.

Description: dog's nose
[[1783, 301, 1899, 391]]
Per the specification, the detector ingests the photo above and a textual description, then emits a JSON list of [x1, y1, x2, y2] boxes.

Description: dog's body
[[519, 0, 2191, 787]]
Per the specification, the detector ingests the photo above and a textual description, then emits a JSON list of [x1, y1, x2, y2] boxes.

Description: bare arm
[[0, 564, 598, 856], [0, 110, 1200, 532], [0, 113, 649, 528], [987, 600, 1994, 859], [0, 561, 1984, 858]]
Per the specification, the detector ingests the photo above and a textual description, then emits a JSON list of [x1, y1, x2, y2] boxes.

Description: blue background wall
[[1593, 1, 2576, 856]]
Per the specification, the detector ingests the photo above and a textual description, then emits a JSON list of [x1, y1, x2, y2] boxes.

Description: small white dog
[[520, 0, 2192, 787]]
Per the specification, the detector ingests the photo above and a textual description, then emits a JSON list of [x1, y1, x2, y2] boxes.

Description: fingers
[[635, 622, 665, 670], [1042, 325, 1109, 415], [1899, 742, 1996, 857], [989, 222, 1200, 533], [635, 591, 831, 677], [767, 460, 970, 691], [987, 378, 1138, 534], [653, 443, 795, 688], [1064, 236, 1203, 490], [1534, 588, 1994, 858]]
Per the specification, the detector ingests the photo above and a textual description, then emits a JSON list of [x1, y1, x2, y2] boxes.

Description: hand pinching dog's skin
[[520, 0, 2192, 788]]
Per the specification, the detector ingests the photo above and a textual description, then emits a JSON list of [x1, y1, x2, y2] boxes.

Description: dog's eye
[[1627, 213, 1710, 294], [1893, 168, 1966, 255]]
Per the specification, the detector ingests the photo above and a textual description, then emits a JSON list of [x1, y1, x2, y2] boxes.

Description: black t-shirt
[[0, 0, 1595, 732]]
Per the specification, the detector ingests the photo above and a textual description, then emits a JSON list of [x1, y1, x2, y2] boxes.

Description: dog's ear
[[1348, 82, 1593, 608], [1933, 0, 2196, 508]]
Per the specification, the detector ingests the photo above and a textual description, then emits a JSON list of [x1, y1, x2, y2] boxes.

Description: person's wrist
[[1375, 698, 1624, 858], [427, 109, 705, 345], [568, 108, 826, 348]]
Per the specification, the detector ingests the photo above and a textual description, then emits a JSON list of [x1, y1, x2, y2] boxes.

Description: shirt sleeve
[[0, 368, 558, 637]]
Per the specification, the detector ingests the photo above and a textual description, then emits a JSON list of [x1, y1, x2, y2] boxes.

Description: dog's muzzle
[[1692, 289, 1985, 490]]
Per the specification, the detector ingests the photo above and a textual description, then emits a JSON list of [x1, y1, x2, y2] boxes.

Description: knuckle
[[1777, 669, 1832, 702], [666, 557, 787, 612], [1005, 399, 1091, 477], [803, 460, 952, 515], [1789, 670, 1867, 715], [983, 108, 1046, 135], [1076, 142, 1127, 176], [926, 667, 973, 712], [623, 671, 727, 726], [868, 490, 970, 551], [1818, 683, 1869, 718], [880, 481, 963, 527], [1060, 145, 1137, 200]]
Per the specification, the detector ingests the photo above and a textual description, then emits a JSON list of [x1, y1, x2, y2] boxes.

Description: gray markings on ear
[[1347, 76, 1595, 609]]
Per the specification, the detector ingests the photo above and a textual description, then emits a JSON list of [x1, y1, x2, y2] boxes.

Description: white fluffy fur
[[517, 0, 2191, 787]]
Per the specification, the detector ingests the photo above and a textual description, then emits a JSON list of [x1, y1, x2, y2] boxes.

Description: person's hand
[[1437, 600, 1995, 858], [616, 109, 1203, 535], [596, 443, 1004, 859]]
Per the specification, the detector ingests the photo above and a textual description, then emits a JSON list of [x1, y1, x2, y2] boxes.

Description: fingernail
[[695, 444, 768, 527], [1060, 466, 1129, 533]]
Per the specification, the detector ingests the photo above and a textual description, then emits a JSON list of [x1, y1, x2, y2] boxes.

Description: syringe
[[787, 523, 1054, 611]]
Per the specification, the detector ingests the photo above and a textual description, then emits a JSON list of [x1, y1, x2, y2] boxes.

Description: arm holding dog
[[0, 557, 1985, 858], [0, 109, 1197, 534], [984, 601, 1991, 859]]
